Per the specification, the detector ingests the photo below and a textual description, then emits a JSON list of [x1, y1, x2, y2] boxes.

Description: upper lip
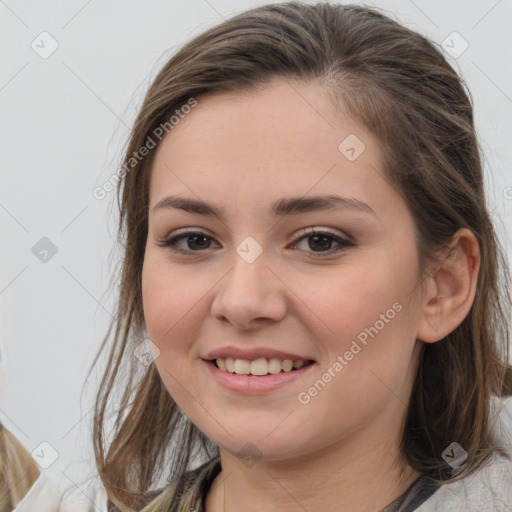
[[203, 346, 314, 362]]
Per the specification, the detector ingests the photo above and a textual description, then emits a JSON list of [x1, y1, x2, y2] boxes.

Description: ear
[[416, 228, 480, 343]]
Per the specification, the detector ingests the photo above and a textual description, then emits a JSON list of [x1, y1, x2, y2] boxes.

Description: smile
[[213, 357, 313, 376], [205, 357, 316, 394]]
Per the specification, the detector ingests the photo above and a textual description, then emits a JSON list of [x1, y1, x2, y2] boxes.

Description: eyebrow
[[151, 194, 376, 219]]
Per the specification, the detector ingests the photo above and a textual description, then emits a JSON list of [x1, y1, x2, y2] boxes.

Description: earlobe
[[416, 228, 480, 344]]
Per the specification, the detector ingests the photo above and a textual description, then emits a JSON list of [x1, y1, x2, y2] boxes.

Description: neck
[[206, 430, 420, 512]]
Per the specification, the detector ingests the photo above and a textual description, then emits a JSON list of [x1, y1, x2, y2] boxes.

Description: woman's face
[[142, 78, 426, 461]]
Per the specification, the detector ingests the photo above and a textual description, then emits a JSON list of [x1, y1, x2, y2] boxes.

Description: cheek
[[301, 256, 417, 347], [141, 255, 214, 406], [141, 254, 209, 355], [300, 252, 421, 399]]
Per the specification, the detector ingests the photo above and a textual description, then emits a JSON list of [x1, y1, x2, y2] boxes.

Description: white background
[[1, 0, 511, 494]]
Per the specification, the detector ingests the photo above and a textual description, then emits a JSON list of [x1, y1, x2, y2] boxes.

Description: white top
[[58, 477, 108, 512], [13, 473, 61, 512]]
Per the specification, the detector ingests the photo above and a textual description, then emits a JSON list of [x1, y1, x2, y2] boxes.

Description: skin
[[141, 78, 480, 512]]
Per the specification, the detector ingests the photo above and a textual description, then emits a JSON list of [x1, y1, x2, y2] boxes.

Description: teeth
[[268, 358, 282, 374], [234, 359, 250, 374], [282, 359, 293, 372], [250, 358, 269, 376], [215, 357, 309, 376]]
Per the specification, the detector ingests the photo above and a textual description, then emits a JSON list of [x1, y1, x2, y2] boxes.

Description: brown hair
[[90, 2, 512, 510], [0, 425, 40, 511]]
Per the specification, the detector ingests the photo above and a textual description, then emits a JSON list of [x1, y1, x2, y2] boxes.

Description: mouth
[[210, 357, 315, 376]]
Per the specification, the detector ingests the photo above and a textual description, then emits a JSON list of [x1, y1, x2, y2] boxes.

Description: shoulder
[[417, 453, 512, 512], [58, 476, 109, 512], [417, 397, 512, 512], [55, 458, 221, 512]]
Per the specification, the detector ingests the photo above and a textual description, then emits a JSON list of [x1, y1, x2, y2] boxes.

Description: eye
[[158, 230, 218, 254], [158, 227, 354, 257], [289, 228, 354, 256]]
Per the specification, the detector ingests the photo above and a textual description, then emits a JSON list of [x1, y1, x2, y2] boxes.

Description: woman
[[63, 2, 512, 511]]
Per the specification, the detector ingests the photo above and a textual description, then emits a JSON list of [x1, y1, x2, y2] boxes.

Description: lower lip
[[204, 360, 315, 394]]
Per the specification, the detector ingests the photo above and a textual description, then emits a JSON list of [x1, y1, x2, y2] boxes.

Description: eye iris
[[309, 234, 332, 251], [188, 234, 210, 250]]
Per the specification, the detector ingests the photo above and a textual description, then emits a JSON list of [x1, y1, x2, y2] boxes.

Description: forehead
[[158, 79, 364, 154], [148, 78, 390, 215]]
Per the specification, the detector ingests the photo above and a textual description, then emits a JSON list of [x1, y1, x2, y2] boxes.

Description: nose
[[210, 251, 287, 330]]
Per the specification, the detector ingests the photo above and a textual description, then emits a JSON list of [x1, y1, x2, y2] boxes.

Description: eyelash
[[157, 228, 355, 257]]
